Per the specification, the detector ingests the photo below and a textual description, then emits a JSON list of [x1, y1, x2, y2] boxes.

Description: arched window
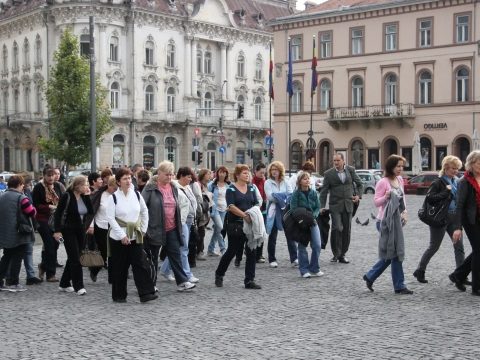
[[167, 87, 175, 113], [385, 74, 397, 105], [80, 34, 90, 57], [420, 137, 432, 170], [351, 77, 363, 107], [143, 135, 155, 169], [3, 139, 10, 172], [2, 91, 7, 116], [167, 42, 175, 68], [23, 39, 30, 68], [255, 56, 262, 80], [112, 134, 125, 167], [196, 49, 202, 73], [204, 92, 212, 116], [350, 140, 364, 169], [2, 45, 7, 73], [145, 85, 154, 111], [110, 82, 120, 109], [237, 54, 245, 78], [145, 40, 154, 65], [12, 41, 19, 71], [165, 137, 177, 164], [291, 142, 303, 170], [34, 35, 41, 66], [35, 85, 42, 113], [13, 89, 19, 112], [109, 36, 119, 62], [320, 79, 331, 110], [456, 68, 469, 102], [418, 71, 432, 105], [254, 97, 262, 121], [292, 81, 303, 112], [24, 86, 30, 113], [204, 50, 212, 74]]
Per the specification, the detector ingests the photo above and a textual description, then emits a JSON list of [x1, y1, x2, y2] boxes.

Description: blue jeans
[[268, 219, 297, 263], [298, 224, 321, 275], [208, 211, 226, 253], [23, 241, 35, 279], [161, 223, 193, 279]]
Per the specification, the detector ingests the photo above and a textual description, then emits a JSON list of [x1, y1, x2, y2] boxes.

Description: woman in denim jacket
[[207, 166, 230, 256]]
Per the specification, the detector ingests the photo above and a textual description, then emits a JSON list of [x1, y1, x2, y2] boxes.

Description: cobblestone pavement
[[1, 195, 478, 359]]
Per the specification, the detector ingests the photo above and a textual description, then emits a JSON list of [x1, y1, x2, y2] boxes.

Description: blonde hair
[[268, 161, 286, 181], [107, 175, 117, 188], [296, 171, 310, 188], [439, 155, 462, 176], [465, 150, 480, 172], [157, 161, 175, 174], [67, 175, 88, 193]]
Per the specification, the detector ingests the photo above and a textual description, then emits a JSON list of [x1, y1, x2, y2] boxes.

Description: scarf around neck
[[463, 171, 480, 214]]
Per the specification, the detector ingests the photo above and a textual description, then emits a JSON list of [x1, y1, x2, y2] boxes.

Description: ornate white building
[[0, 0, 294, 172]]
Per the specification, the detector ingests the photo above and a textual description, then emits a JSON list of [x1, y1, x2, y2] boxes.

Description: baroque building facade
[[272, 0, 480, 174], [0, 0, 293, 172]]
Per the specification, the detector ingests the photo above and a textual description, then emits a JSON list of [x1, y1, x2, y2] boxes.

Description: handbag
[[418, 197, 450, 228], [79, 234, 104, 267]]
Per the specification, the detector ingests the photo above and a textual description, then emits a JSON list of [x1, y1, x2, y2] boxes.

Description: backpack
[[197, 193, 211, 227], [112, 190, 140, 205]]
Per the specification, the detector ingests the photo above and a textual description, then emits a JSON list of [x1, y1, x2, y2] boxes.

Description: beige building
[[271, 0, 479, 174]]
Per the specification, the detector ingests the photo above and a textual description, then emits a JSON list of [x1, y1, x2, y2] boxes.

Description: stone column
[[226, 43, 232, 100], [99, 24, 107, 66], [184, 36, 192, 97], [220, 42, 227, 99], [191, 38, 197, 97]]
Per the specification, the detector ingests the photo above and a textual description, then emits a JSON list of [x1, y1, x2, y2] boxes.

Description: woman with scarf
[[413, 155, 465, 284], [450, 150, 480, 296], [363, 154, 413, 295]]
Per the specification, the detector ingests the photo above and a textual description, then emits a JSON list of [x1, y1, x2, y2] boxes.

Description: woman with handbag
[[363, 155, 413, 295], [0, 175, 36, 292], [53, 176, 93, 296], [450, 150, 480, 296], [413, 155, 465, 284], [207, 166, 230, 256], [290, 171, 323, 278]]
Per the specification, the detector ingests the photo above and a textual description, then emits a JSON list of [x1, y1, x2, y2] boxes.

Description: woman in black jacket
[[413, 155, 465, 284], [53, 176, 93, 296]]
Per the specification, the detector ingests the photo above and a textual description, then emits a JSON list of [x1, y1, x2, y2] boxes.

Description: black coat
[[54, 190, 93, 232], [283, 207, 317, 246], [454, 175, 478, 230]]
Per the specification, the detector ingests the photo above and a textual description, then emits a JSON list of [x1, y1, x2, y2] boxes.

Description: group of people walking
[[1, 149, 480, 302]]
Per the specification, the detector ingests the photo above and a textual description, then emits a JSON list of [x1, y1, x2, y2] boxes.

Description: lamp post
[[220, 79, 227, 165]]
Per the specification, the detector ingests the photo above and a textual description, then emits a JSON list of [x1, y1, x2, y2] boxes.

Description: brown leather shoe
[[46, 277, 59, 283]]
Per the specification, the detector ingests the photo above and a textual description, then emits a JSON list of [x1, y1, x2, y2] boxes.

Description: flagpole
[[287, 37, 292, 173], [308, 35, 317, 161], [268, 40, 273, 164]]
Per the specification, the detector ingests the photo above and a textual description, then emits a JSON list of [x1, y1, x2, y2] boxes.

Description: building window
[[291, 142, 303, 171], [2, 45, 7, 73], [196, 49, 202, 73], [110, 82, 119, 110], [320, 79, 331, 110], [204, 92, 212, 116], [143, 135, 155, 169], [109, 36, 119, 62], [351, 140, 364, 169], [145, 85, 154, 111], [204, 51, 212, 74], [165, 137, 177, 164], [167, 42, 175, 68], [456, 15, 469, 43], [254, 97, 262, 121], [80, 34, 90, 57], [418, 71, 432, 105], [3, 91, 7, 116], [23, 39, 30, 68], [385, 24, 397, 51], [351, 28, 364, 55], [292, 81, 303, 112], [12, 41, 19, 71], [35, 86, 42, 113], [34, 35, 41, 66], [237, 54, 245, 78], [419, 19, 432, 47], [112, 134, 125, 167], [145, 40, 154, 65], [24, 87, 30, 113], [291, 36, 302, 61], [14, 89, 19, 113], [255, 56, 262, 80], [237, 95, 245, 118], [351, 77, 364, 107], [456, 68, 469, 102], [385, 74, 397, 105], [320, 32, 332, 59], [167, 87, 175, 113]]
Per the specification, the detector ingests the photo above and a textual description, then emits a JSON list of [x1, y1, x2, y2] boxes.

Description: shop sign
[[423, 123, 447, 131]]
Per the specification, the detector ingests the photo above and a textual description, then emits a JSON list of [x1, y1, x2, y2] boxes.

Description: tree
[[39, 29, 112, 167]]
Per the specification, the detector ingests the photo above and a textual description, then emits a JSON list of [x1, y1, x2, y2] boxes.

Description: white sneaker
[[160, 272, 175, 282], [291, 259, 299, 267], [302, 272, 312, 278], [311, 271, 324, 277], [188, 276, 199, 283], [2, 284, 27, 292], [177, 282, 196, 292], [76, 288, 87, 296], [269, 261, 278, 268], [154, 286, 159, 293], [59, 286, 75, 293]]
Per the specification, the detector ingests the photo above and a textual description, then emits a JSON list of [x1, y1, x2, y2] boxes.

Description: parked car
[[0, 171, 15, 181], [356, 169, 383, 177], [357, 172, 381, 194], [404, 172, 439, 195]]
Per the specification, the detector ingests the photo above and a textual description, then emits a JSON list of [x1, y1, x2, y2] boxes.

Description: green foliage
[[39, 29, 113, 167]]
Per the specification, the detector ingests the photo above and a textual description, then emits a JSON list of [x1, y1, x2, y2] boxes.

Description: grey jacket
[[378, 192, 405, 262], [141, 182, 183, 247], [0, 189, 34, 249], [319, 165, 363, 213]]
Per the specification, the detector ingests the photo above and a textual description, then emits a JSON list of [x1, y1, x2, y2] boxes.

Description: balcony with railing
[[327, 103, 415, 129], [2, 112, 46, 127]]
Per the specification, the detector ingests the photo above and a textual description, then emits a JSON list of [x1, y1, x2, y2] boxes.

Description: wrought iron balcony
[[327, 103, 415, 129]]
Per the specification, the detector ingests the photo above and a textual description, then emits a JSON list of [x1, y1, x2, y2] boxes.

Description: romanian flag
[[311, 36, 318, 96], [269, 42, 274, 100]]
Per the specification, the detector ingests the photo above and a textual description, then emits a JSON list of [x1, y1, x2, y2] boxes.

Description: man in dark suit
[[319, 153, 363, 263]]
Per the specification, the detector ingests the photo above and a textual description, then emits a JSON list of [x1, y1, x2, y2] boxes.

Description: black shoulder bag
[[418, 179, 450, 228]]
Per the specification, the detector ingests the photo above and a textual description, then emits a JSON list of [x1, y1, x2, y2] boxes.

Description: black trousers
[[60, 228, 85, 291], [37, 220, 57, 278], [197, 225, 206, 255], [89, 224, 109, 277], [330, 210, 352, 258], [144, 241, 160, 287], [216, 222, 256, 285], [0, 244, 28, 285], [109, 238, 155, 300], [452, 221, 480, 292]]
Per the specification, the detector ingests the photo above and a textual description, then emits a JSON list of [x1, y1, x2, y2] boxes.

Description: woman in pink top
[[363, 155, 413, 295]]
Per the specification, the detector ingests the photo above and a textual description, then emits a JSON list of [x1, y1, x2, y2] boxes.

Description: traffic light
[[237, 105, 244, 119], [191, 151, 196, 162], [269, 149, 274, 160], [263, 149, 267, 157], [198, 152, 203, 164], [194, 128, 200, 137]]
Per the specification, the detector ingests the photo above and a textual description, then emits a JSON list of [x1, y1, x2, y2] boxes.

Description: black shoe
[[330, 256, 338, 263], [56, 262, 64, 268], [215, 275, 223, 287], [363, 275, 374, 292], [395, 288, 414, 295], [472, 290, 480, 296], [234, 260, 240, 267], [26, 277, 43, 285], [140, 293, 158, 303], [245, 281, 261, 289], [464, 279, 472, 286], [449, 273, 466, 292], [113, 298, 127, 303], [89, 271, 97, 283], [338, 256, 350, 264], [413, 269, 428, 284]]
